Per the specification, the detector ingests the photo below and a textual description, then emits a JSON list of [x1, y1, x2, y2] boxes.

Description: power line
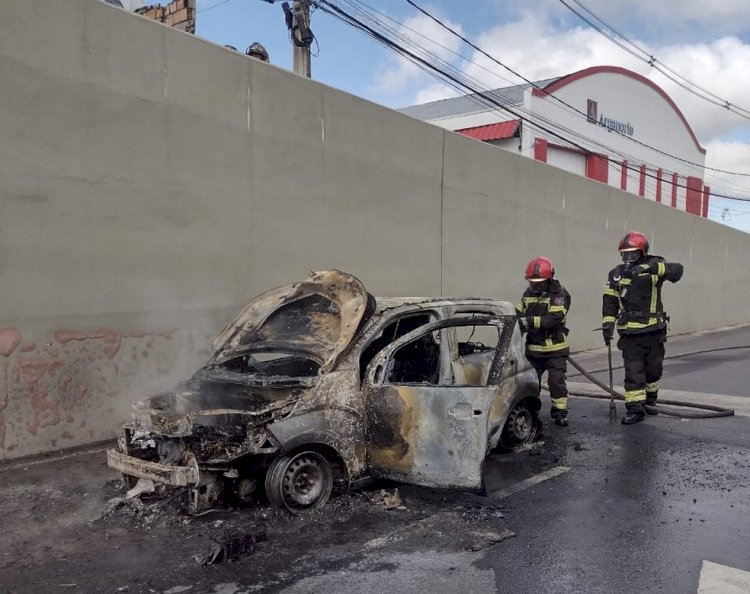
[[557, 0, 750, 121], [314, 0, 750, 202], [197, 0, 234, 14]]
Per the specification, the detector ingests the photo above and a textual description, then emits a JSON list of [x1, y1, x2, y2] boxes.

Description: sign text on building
[[587, 99, 634, 137]]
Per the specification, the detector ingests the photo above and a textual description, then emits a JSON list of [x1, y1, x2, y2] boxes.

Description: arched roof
[[532, 65, 705, 155]]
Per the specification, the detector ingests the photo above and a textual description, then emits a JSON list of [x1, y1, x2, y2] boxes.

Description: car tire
[[500, 400, 541, 449], [265, 450, 333, 513]]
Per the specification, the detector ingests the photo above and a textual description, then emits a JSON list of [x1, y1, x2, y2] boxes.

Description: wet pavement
[[1, 327, 749, 593]]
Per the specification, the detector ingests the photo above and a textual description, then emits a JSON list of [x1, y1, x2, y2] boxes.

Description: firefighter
[[516, 257, 572, 426], [602, 231, 683, 425], [246, 42, 270, 62]]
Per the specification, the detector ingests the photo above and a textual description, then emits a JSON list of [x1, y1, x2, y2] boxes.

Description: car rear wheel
[[500, 400, 541, 448], [265, 450, 333, 513]]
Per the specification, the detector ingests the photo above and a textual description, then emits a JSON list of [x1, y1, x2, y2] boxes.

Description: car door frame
[[363, 314, 515, 491]]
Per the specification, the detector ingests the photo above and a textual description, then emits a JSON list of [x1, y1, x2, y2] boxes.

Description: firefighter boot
[[551, 408, 569, 427], [622, 403, 645, 425], [644, 392, 658, 415]]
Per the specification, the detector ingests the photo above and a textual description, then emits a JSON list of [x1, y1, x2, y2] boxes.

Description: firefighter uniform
[[516, 278, 572, 424], [602, 254, 683, 423]]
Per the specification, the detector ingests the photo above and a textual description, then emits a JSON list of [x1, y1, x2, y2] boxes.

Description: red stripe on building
[[639, 165, 646, 197], [655, 169, 663, 203], [671, 173, 678, 207], [456, 120, 520, 141], [586, 153, 609, 183], [685, 176, 703, 215], [534, 138, 548, 162], [702, 186, 711, 218], [620, 160, 628, 191]]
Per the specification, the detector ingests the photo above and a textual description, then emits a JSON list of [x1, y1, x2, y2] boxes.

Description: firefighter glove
[[602, 324, 614, 345], [518, 317, 529, 333]]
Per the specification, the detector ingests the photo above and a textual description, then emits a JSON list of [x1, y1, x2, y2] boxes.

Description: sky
[[133, 0, 750, 232]]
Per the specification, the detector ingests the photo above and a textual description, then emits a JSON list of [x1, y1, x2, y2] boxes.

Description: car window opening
[[450, 323, 500, 387], [359, 313, 433, 381], [387, 330, 441, 385]]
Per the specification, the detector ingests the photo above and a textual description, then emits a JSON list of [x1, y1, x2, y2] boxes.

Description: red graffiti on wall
[[0, 328, 22, 358], [0, 327, 176, 452], [19, 356, 64, 436], [55, 328, 123, 359]]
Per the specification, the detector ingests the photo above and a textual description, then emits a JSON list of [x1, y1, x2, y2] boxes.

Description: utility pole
[[263, 0, 314, 78], [291, 1, 312, 78]]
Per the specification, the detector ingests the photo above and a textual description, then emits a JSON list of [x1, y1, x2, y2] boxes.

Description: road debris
[[125, 478, 154, 499], [194, 526, 267, 565], [366, 488, 406, 510], [466, 529, 516, 551]]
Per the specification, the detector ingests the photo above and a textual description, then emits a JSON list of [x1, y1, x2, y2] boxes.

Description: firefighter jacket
[[602, 255, 683, 335], [516, 279, 571, 358]]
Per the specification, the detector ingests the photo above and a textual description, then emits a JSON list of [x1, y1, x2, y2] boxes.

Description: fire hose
[[558, 345, 746, 419]]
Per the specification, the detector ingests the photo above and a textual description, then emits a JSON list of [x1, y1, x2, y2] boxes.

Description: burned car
[[108, 271, 541, 513]]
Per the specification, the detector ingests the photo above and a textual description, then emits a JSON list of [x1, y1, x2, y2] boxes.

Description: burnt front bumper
[[107, 448, 199, 486]]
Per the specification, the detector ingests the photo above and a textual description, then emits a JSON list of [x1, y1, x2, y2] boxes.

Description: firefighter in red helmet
[[516, 257, 572, 426], [602, 231, 683, 424]]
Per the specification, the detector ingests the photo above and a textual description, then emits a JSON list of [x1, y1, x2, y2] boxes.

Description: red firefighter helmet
[[525, 256, 555, 281], [618, 231, 649, 256]]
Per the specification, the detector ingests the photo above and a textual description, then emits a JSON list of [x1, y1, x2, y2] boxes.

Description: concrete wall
[[1, 0, 749, 459]]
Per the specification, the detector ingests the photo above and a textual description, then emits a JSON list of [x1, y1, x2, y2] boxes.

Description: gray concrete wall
[[1, 0, 748, 459]]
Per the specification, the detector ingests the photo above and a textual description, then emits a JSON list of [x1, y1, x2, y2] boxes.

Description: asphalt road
[[1, 326, 749, 593]]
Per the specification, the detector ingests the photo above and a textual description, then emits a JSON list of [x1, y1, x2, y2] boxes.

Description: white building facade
[[399, 66, 710, 217]]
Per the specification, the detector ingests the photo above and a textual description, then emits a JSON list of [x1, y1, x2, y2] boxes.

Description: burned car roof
[[373, 296, 516, 314]]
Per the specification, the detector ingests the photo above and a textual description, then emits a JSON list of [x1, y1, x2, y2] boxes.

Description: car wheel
[[500, 400, 540, 448], [265, 450, 333, 513]]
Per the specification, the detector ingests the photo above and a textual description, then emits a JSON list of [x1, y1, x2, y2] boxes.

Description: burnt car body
[[108, 271, 541, 513]]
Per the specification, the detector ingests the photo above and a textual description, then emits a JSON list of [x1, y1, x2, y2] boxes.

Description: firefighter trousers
[[617, 331, 666, 406], [528, 355, 568, 414]]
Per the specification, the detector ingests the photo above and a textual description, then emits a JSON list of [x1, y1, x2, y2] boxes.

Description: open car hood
[[210, 270, 373, 371]]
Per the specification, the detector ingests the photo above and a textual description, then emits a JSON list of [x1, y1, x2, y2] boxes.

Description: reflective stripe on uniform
[[523, 296, 551, 305], [533, 316, 542, 329], [657, 261, 666, 276], [527, 340, 569, 353], [624, 388, 647, 403], [617, 317, 658, 330], [604, 288, 618, 297], [548, 305, 567, 313], [602, 315, 616, 324], [646, 381, 660, 393], [650, 275, 659, 313], [551, 397, 568, 410]]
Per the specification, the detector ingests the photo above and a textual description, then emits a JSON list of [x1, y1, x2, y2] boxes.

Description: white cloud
[[652, 37, 750, 141], [704, 140, 750, 199], [414, 84, 459, 105], [462, 11, 646, 89], [584, 0, 750, 32], [372, 11, 465, 97]]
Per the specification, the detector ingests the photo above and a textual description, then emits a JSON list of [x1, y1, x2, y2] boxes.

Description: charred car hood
[[211, 270, 373, 371], [125, 376, 303, 437]]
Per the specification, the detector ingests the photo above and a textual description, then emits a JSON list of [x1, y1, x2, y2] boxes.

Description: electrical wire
[[559, 0, 750, 121], [315, 0, 750, 203], [197, 0, 234, 14]]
